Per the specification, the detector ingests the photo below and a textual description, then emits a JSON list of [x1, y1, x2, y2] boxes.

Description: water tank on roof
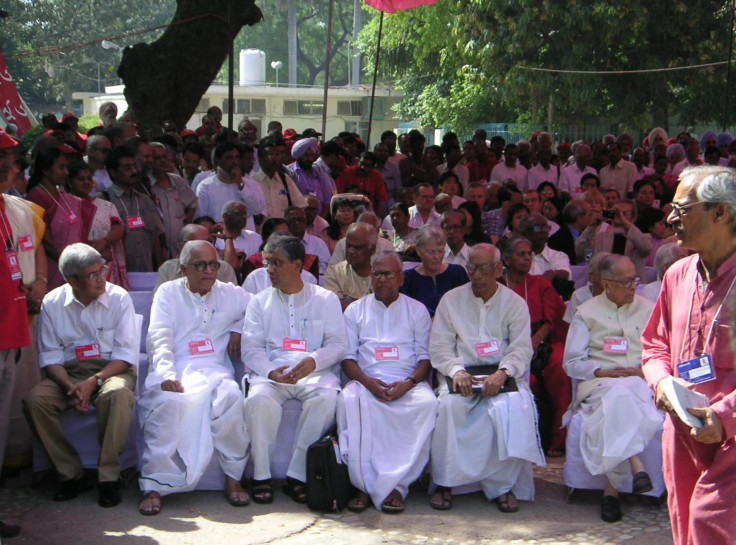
[[239, 49, 265, 86]]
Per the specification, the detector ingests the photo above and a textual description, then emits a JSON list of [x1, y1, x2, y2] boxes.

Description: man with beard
[[288, 138, 333, 218]]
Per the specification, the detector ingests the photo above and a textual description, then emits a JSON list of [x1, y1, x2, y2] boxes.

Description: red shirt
[[468, 156, 499, 182], [0, 198, 30, 350], [336, 166, 388, 210]]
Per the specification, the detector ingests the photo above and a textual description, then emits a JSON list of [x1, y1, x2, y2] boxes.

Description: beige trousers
[[24, 360, 135, 482]]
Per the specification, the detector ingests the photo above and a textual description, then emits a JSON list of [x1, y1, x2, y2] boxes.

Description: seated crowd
[[2, 113, 725, 537]]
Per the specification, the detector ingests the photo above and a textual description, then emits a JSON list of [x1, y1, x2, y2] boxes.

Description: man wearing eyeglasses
[[337, 251, 437, 513], [25, 243, 138, 508], [442, 210, 470, 271], [429, 244, 544, 513], [138, 240, 251, 515], [642, 166, 736, 545], [242, 235, 347, 505], [520, 213, 571, 281]]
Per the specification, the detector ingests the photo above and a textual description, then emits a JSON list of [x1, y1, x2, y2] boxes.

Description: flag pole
[[366, 10, 384, 149], [321, 0, 335, 140]]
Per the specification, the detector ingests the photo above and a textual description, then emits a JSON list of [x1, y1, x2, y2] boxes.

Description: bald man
[[324, 223, 378, 311]]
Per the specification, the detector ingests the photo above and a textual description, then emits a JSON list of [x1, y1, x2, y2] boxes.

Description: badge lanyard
[[39, 184, 75, 218], [679, 270, 736, 361], [117, 193, 141, 224]]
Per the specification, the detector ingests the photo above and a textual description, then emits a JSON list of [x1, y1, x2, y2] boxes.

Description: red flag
[[0, 50, 34, 136], [365, 0, 438, 13]]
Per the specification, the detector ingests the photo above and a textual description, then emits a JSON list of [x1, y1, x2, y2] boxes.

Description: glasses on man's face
[[530, 224, 552, 233], [287, 217, 306, 224], [78, 264, 109, 281], [371, 271, 397, 280], [443, 224, 465, 232], [191, 260, 221, 272], [605, 277, 640, 289], [467, 262, 498, 275], [670, 200, 705, 217]]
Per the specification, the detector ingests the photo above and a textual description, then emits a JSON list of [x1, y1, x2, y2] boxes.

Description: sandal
[[139, 491, 162, 516], [251, 479, 274, 504], [225, 477, 250, 507], [632, 471, 653, 495], [283, 477, 307, 504], [381, 490, 405, 514], [429, 486, 452, 511], [496, 491, 519, 513], [347, 491, 372, 513]]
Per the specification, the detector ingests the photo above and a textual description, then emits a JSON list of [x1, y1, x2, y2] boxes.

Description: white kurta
[[139, 279, 251, 494], [563, 294, 663, 491], [429, 284, 545, 501], [337, 294, 438, 508], [243, 267, 317, 295], [241, 283, 348, 481]]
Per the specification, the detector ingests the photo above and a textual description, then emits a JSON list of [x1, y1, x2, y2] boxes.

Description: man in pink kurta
[[641, 165, 736, 545]]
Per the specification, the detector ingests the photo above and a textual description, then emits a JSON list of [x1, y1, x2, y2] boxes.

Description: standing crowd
[[1, 106, 735, 544]]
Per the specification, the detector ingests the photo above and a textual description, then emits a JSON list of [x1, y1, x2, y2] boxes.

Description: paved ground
[[0, 458, 673, 545]]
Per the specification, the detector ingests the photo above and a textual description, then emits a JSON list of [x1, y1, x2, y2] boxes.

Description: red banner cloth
[[365, 0, 437, 13], [0, 50, 34, 136]]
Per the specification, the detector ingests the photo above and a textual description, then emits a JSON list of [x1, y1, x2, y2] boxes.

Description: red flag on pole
[[365, 0, 437, 13], [0, 50, 34, 136]]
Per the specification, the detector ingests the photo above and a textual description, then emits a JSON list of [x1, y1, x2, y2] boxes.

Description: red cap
[[180, 129, 197, 139], [283, 128, 298, 140], [557, 142, 571, 151], [61, 112, 78, 123], [0, 129, 19, 149]]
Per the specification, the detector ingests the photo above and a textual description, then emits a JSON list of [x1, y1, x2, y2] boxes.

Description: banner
[[365, 0, 438, 13], [0, 50, 34, 136]]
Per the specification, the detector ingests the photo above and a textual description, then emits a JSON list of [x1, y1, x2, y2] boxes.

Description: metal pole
[[227, 0, 235, 132], [321, 0, 335, 139], [366, 11, 384, 149], [724, 0, 736, 131]]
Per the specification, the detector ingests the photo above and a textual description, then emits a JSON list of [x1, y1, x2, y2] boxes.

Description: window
[[337, 100, 363, 117], [283, 100, 297, 115], [196, 98, 210, 112]]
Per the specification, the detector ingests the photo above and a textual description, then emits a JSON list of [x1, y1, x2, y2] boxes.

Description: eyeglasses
[[287, 217, 306, 223], [670, 200, 706, 217], [467, 262, 499, 275], [263, 258, 288, 268], [371, 271, 398, 279], [190, 260, 221, 272], [77, 264, 109, 281], [528, 224, 552, 233], [443, 224, 465, 231], [604, 277, 640, 289]]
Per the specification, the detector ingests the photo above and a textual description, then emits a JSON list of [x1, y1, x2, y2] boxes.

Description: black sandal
[[283, 477, 307, 504], [632, 471, 653, 495], [251, 479, 274, 504]]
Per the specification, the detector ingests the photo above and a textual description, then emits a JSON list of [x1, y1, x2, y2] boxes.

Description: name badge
[[603, 336, 629, 354], [127, 216, 145, 229], [376, 346, 399, 361], [283, 338, 307, 352], [189, 339, 215, 355], [677, 354, 716, 384], [75, 343, 101, 361], [65, 210, 79, 224], [18, 235, 35, 252], [5, 249, 22, 281], [476, 340, 500, 358]]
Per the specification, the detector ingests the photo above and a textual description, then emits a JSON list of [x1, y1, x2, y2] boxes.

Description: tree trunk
[[118, 0, 262, 135]]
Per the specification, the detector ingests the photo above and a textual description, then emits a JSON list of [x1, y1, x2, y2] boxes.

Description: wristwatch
[[94, 374, 104, 388]]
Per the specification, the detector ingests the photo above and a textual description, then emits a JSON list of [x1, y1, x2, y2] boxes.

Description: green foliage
[[20, 124, 46, 150], [78, 113, 102, 133], [357, 0, 735, 129]]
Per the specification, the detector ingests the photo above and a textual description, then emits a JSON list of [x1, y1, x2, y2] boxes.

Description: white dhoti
[[431, 385, 545, 501], [337, 381, 437, 509], [138, 371, 249, 495], [576, 376, 663, 491], [244, 381, 337, 482]]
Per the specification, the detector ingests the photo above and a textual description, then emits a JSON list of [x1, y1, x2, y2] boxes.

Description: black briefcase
[[305, 434, 354, 512]]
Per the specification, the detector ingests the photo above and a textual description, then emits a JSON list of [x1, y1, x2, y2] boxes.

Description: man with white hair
[[429, 244, 544, 512], [338, 251, 437, 513], [85, 134, 113, 193], [25, 243, 138, 508], [636, 243, 688, 302], [138, 240, 251, 515], [288, 137, 333, 218], [241, 235, 347, 504], [642, 165, 736, 545]]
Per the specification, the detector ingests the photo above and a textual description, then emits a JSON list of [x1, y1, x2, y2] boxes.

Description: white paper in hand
[[661, 376, 710, 429]]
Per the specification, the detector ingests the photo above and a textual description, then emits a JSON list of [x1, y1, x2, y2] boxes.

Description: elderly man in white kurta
[[337, 251, 437, 513], [562, 254, 662, 523], [138, 241, 251, 516], [242, 235, 347, 504], [429, 244, 544, 513]]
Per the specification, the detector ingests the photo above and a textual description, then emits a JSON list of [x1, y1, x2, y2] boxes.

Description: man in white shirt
[[599, 143, 638, 198], [138, 241, 251, 515], [285, 206, 331, 281], [216, 201, 263, 259], [338, 251, 437, 513], [253, 139, 307, 219], [520, 214, 571, 280], [382, 183, 442, 231], [25, 244, 138, 508], [490, 144, 528, 190], [527, 146, 558, 189], [558, 144, 596, 198], [241, 235, 347, 505], [429, 244, 544, 512], [442, 210, 470, 270], [195, 142, 265, 231]]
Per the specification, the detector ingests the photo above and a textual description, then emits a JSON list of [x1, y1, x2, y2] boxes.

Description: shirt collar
[[63, 283, 111, 309]]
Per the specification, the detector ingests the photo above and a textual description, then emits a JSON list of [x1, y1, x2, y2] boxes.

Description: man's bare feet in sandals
[[139, 491, 162, 516], [381, 489, 405, 514], [347, 491, 371, 512], [430, 486, 452, 510], [496, 491, 519, 513], [225, 476, 250, 506]]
